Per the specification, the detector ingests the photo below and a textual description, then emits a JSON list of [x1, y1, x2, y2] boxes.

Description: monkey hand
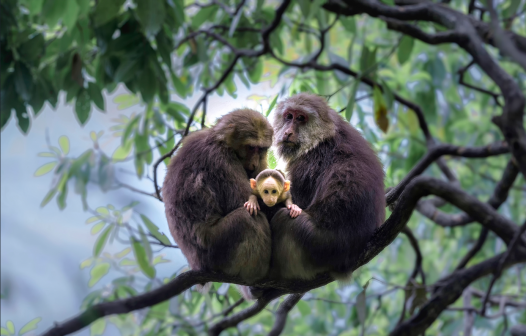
[[287, 204, 302, 218], [244, 199, 260, 216]]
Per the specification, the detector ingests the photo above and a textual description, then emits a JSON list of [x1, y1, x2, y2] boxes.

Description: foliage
[[2, 0, 526, 335]]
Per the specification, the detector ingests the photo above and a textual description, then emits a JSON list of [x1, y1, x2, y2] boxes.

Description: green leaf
[[42, 0, 66, 28], [62, 0, 79, 30], [38, 152, 56, 158], [136, 0, 166, 37], [112, 144, 132, 161], [138, 69, 156, 104], [373, 85, 389, 133], [80, 258, 93, 269], [266, 94, 279, 117], [15, 106, 30, 134], [114, 94, 140, 110], [170, 72, 187, 97], [19, 318, 42, 335], [93, 0, 125, 27], [34, 162, 57, 176], [267, 149, 277, 169], [91, 222, 105, 235], [59, 136, 70, 155], [40, 188, 58, 207], [0, 328, 9, 336], [24, 0, 44, 16], [191, 5, 218, 29], [356, 280, 370, 326], [141, 214, 171, 245], [6, 322, 14, 335], [131, 238, 156, 279], [296, 300, 311, 316], [88, 83, 105, 111], [165, 103, 187, 123], [75, 90, 92, 125], [88, 263, 110, 287], [340, 17, 356, 33], [14, 62, 33, 101], [115, 247, 131, 258], [122, 115, 140, 146], [247, 59, 263, 84], [93, 224, 113, 257], [85, 216, 100, 224], [397, 36, 414, 65]]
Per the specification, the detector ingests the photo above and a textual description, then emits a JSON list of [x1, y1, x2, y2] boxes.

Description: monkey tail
[[195, 282, 212, 294], [331, 271, 354, 288]]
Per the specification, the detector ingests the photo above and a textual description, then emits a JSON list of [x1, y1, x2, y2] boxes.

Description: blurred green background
[[1, 0, 525, 335]]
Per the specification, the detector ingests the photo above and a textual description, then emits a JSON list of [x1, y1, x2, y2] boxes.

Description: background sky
[[0, 77, 283, 335]]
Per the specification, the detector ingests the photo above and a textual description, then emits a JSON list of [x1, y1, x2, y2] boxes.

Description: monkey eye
[[272, 190, 277, 194], [248, 145, 255, 150], [285, 113, 293, 120], [296, 115, 305, 122], [264, 190, 269, 194]]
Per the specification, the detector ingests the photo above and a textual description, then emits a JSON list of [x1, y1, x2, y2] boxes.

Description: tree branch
[[390, 251, 526, 336], [401, 226, 425, 284], [268, 293, 305, 336], [457, 60, 502, 107], [481, 219, 526, 315], [386, 141, 509, 205], [485, 0, 526, 72], [208, 290, 285, 336], [416, 159, 519, 228]]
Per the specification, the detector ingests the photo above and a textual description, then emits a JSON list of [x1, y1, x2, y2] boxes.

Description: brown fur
[[162, 109, 273, 286], [269, 93, 386, 280]]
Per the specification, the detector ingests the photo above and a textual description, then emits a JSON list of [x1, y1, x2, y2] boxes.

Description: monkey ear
[[283, 180, 291, 192], [250, 179, 257, 190]]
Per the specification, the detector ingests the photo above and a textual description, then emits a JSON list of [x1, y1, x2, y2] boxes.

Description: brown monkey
[[268, 93, 385, 281], [162, 108, 274, 288], [244, 168, 302, 219]]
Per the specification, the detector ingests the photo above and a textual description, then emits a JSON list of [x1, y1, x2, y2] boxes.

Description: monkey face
[[239, 144, 269, 177], [258, 177, 282, 206], [213, 108, 273, 178], [273, 93, 336, 161]]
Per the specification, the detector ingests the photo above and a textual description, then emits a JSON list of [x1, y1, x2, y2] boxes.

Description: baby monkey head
[[250, 169, 290, 207]]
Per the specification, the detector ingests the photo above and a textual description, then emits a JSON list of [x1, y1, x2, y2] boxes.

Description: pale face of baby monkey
[[244, 169, 302, 218], [251, 176, 289, 207]]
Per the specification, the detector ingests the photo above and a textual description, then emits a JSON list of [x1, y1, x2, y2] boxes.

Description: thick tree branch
[[385, 141, 509, 205], [268, 293, 305, 336], [382, 17, 464, 44], [416, 159, 519, 228]]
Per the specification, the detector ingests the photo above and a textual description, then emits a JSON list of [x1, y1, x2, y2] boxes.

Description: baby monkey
[[244, 169, 302, 218]]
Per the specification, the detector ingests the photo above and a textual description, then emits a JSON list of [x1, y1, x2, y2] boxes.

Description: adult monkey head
[[274, 94, 336, 162], [268, 93, 385, 282], [213, 111, 272, 178]]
